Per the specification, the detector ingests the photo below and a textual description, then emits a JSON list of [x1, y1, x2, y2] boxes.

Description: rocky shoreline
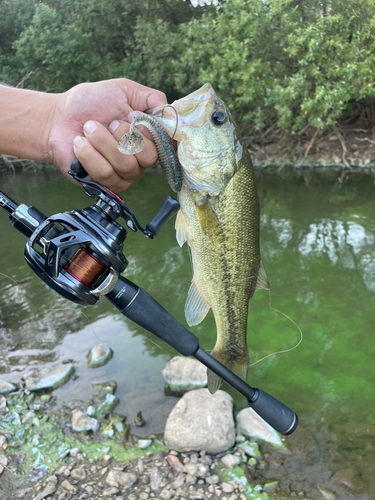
[[0, 351, 312, 500]]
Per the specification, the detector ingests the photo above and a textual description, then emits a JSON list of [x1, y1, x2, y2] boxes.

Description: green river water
[[0, 168, 374, 499]]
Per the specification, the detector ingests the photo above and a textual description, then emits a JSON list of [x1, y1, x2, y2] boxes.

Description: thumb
[[122, 79, 168, 115]]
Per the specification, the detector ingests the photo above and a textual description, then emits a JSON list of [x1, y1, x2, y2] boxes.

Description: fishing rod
[[0, 160, 298, 436]]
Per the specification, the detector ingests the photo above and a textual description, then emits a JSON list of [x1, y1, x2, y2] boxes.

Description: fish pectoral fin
[[185, 277, 210, 326], [255, 260, 270, 292], [195, 200, 224, 244], [175, 208, 188, 247]]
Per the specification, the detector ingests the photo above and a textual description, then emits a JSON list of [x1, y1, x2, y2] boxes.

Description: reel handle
[[71, 159, 89, 179]]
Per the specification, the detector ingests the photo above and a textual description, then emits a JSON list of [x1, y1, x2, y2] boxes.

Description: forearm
[[0, 85, 61, 162]]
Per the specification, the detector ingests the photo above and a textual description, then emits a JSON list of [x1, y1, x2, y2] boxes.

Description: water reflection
[[0, 169, 374, 498]]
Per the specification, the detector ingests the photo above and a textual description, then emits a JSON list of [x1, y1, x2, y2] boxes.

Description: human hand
[[47, 78, 167, 192]]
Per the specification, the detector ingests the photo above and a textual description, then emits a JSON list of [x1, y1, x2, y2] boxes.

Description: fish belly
[[180, 156, 261, 391]]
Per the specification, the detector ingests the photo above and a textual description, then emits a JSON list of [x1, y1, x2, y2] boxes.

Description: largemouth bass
[[120, 84, 269, 393]]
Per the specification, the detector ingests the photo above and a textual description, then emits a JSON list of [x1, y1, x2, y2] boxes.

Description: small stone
[[206, 475, 219, 485], [220, 454, 240, 468], [91, 381, 117, 394], [71, 409, 99, 432], [140, 493, 149, 500], [103, 454, 112, 463], [167, 455, 184, 472], [58, 493, 68, 500], [317, 485, 337, 500], [184, 463, 197, 476], [138, 439, 152, 449], [106, 470, 137, 488], [0, 435, 6, 447], [61, 479, 77, 493], [69, 448, 80, 457], [235, 435, 246, 443], [238, 441, 260, 458], [222, 483, 235, 493], [0, 380, 17, 394], [87, 344, 113, 368], [138, 459, 145, 473], [103, 486, 120, 496], [86, 406, 96, 416], [32, 481, 57, 500], [63, 468, 70, 476], [71, 468, 86, 480], [186, 474, 197, 485], [46, 475, 58, 485], [39, 395, 52, 403], [96, 394, 119, 417], [150, 467, 163, 490], [248, 457, 257, 466], [332, 468, 355, 489], [172, 473, 185, 489], [0, 453, 8, 474], [263, 481, 278, 492], [134, 411, 146, 427]]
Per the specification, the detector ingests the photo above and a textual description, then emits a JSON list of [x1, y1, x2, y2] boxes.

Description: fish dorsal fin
[[255, 260, 270, 292], [175, 208, 188, 247], [185, 277, 210, 326]]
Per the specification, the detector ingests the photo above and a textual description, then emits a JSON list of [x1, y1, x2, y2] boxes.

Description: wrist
[[0, 85, 62, 163]]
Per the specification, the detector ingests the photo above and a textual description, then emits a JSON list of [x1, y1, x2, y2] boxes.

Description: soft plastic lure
[[118, 114, 183, 193]]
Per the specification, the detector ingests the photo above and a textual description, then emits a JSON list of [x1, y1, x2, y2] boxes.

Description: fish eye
[[211, 110, 227, 126]]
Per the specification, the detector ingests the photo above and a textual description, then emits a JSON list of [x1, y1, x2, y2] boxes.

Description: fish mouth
[[146, 84, 214, 141]]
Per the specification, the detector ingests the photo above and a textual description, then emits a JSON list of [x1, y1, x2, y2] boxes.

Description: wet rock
[[238, 441, 260, 457], [236, 407, 283, 447], [87, 344, 113, 368], [96, 393, 119, 417], [91, 381, 117, 394], [25, 364, 75, 391], [164, 388, 235, 453], [162, 356, 207, 394], [33, 480, 57, 500], [71, 409, 99, 432], [220, 454, 240, 468], [332, 468, 355, 489], [0, 397, 6, 412], [172, 473, 186, 488], [0, 452, 8, 474], [106, 469, 137, 488], [14, 488, 32, 499], [138, 439, 152, 449], [134, 410, 146, 426], [317, 484, 337, 500], [0, 380, 17, 394]]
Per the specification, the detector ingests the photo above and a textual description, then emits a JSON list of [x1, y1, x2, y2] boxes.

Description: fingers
[[72, 119, 158, 192], [121, 79, 167, 116]]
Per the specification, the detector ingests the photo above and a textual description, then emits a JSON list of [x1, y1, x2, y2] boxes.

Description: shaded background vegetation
[[1, 0, 375, 135]]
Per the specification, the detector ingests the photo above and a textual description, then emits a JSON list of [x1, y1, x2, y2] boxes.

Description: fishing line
[[0, 272, 19, 287], [160, 104, 179, 141], [248, 289, 303, 367]]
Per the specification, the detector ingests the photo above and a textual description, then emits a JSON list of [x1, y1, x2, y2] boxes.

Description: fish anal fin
[[207, 351, 249, 394], [185, 278, 210, 327], [255, 260, 270, 292], [175, 208, 188, 248]]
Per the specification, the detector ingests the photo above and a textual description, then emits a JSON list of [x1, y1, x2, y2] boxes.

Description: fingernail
[[73, 136, 86, 149], [84, 120, 98, 135], [109, 120, 120, 134]]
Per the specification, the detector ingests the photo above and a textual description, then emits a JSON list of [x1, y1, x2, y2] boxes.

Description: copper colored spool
[[64, 248, 106, 287]]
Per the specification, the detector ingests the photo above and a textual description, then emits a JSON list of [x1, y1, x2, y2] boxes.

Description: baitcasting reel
[[0, 160, 298, 436]]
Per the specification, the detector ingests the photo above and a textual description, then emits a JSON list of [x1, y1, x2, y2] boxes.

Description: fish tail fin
[[207, 350, 249, 394]]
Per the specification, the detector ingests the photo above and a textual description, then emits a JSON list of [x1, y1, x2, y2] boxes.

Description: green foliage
[[2, 0, 375, 131]]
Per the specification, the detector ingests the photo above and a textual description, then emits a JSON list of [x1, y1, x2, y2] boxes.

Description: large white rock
[[162, 357, 207, 394], [164, 388, 235, 453], [236, 407, 283, 447], [25, 364, 74, 391]]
